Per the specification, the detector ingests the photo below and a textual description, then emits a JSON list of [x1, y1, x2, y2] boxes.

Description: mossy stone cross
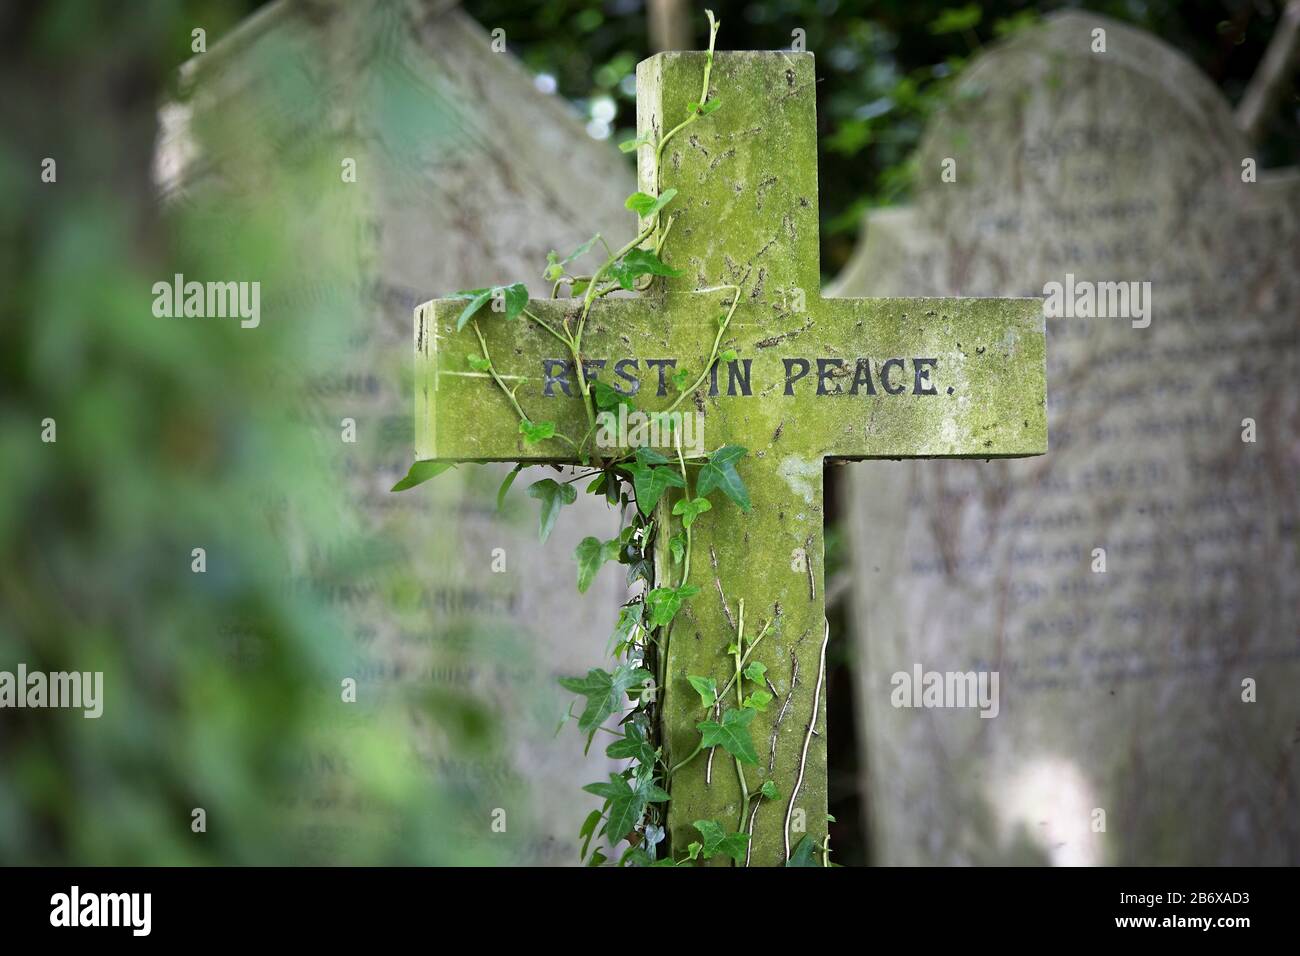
[[413, 50, 1047, 865]]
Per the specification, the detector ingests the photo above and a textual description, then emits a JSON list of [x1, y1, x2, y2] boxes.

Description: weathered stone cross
[[413, 51, 1046, 865]]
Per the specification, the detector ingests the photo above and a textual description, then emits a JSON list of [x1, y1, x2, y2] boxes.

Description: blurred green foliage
[[0, 0, 505, 865]]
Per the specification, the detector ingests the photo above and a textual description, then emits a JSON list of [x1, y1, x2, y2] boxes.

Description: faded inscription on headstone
[[832, 12, 1299, 865]]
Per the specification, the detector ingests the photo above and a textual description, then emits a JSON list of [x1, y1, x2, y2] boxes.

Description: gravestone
[[832, 12, 1300, 865], [156, 0, 636, 863], [415, 48, 1046, 864]]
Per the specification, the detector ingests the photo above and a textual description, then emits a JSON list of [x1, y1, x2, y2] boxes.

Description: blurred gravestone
[[831, 12, 1300, 865], [155, 0, 635, 863]]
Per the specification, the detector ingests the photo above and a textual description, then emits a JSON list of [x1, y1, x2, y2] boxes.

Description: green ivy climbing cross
[[405, 19, 1047, 865]]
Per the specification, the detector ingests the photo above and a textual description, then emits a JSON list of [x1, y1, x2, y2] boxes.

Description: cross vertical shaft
[[638, 51, 830, 864]]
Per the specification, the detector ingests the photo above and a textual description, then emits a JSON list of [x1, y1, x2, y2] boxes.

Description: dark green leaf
[[618, 134, 651, 153], [697, 706, 758, 765], [786, 835, 820, 867], [696, 444, 751, 511], [592, 380, 633, 412], [693, 819, 748, 862], [624, 187, 677, 218], [671, 496, 711, 530], [609, 247, 684, 290], [668, 532, 685, 564], [582, 771, 668, 843], [390, 460, 454, 492], [625, 461, 685, 515], [579, 808, 602, 860], [574, 535, 620, 594], [743, 661, 767, 684], [498, 282, 528, 321], [559, 663, 651, 742], [645, 584, 699, 628], [544, 235, 600, 281], [606, 723, 656, 766], [760, 780, 779, 800], [496, 464, 524, 511], [634, 446, 670, 467], [453, 288, 493, 330], [686, 675, 717, 708], [527, 478, 576, 542], [519, 419, 556, 444]]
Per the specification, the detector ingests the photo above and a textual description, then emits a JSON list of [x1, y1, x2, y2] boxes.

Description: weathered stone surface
[[833, 12, 1300, 865], [159, 0, 635, 863], [417, 50, 1046, 863]]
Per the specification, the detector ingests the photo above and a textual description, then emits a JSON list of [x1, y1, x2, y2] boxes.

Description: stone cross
[[413, 50, 1047, 865]]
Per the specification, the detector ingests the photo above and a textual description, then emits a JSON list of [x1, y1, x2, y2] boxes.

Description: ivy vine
[[395, 10, 828, 868]]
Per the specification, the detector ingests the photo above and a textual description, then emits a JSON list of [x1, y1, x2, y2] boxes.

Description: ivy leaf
[[609, 247, 684, 290], [624, 187, 677, 218], [606, 722, 656, 766], [760, 780, 780, 800], [618, 134, 651, 153], [693, 819, 749, 862], [574, 537, 605, 594], [592, 380, 633, 412], [624, 461, 685, 515], [695, 99, 722, 115], [672, 496, 712, 530], [466, 353, 492, 372], [634, 446, 670, 467], [696, 445, 751, 511], [645, 584, 700, 628], [497, 281, 528, 321], [609, 603, 643, 656], [519, 419, 556, 444], [452, 287, 495, 330], [575, 535, 622, 593], [686, 675, 717, 708], [697, 706, 758, 765], [686, 842, 703, 861], [527, 478, 576, 542], [669, 532, 685, 564], [785, 835, 820, 867], [560, 664, 652, 744], [391, 460, 454, 492], [582, 772, 668, 842], [544, 235, 600, 281], [496, 464, 524, 510], [719, 348, 738, 362], [743, 660, 768, 684], [579, 808, 603, 861], [670, 367, 693, 391], [742, 689, 773, 711], [626, 558, 653, 586]]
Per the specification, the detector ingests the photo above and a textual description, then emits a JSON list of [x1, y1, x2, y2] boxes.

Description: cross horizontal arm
[[415, 292, 723, 462], [415, 292, 1046, 463]]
